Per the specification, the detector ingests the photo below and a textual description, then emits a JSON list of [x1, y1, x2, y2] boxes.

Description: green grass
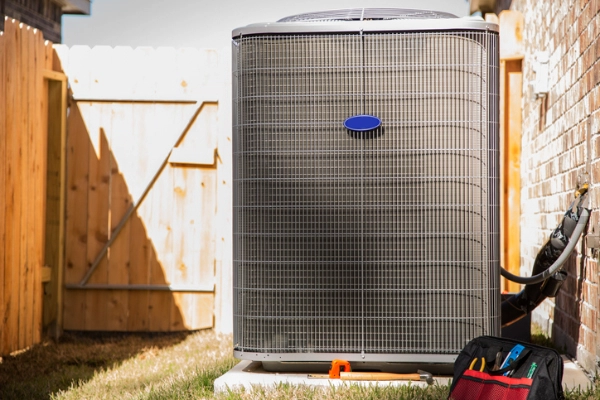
[[0, 329, 599, 399], [531, 323, 568, 353]]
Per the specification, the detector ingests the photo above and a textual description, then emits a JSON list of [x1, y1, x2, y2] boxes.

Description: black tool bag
[[448, 336, 564, 400]]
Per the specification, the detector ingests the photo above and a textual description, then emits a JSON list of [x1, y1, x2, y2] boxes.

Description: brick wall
[[1, 0, 62, 43], [510, 0, 600, 373]]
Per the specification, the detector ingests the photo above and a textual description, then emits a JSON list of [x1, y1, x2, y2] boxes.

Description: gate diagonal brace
[[72, 99, 216, 288]]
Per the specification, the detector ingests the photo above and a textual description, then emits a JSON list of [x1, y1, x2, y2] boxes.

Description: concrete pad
[[562, 355, 593, 390], [214, 358, 592, 394], [214, 360, 451, 393]]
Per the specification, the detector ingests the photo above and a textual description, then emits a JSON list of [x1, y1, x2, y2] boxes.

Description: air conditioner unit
[[232, 8, 500, 372]]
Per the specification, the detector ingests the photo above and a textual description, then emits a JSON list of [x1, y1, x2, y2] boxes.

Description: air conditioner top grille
[[232, 8, 498, 37], [277, 8, 457, 23]]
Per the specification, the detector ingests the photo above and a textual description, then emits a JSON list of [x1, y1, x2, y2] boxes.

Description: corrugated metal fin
[[232, 31, 500, 359]]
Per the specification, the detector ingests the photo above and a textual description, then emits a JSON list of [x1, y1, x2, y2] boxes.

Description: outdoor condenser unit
[[232, 8, 500, 370]]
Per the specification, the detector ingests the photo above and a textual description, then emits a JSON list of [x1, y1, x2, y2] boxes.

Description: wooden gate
[[57, 45, 227, 331]]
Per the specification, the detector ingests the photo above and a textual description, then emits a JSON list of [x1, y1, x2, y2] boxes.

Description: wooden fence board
[[28, 24, 41, 347], [177, 293, 214, 330], [498, 11, 524, 293], [15, 21, 25, 351], [139, 106, 168, 331], [0, 20, 7, 351], [126, 102, 154, 331], [22, 25, 35, 349], [506, 71, 523, 290], [46, 40, 54, 70], [33, 31, 47, 344], [85, 103, 110, 330], [5, 19, 22, 353], [170, 292, 185, 331], [171, 166, 188, 287], [160, 169, 177, 331], [63, 102, 90, 331], [67, 45, 93, 99], [193, 294, 215, 330], [17, 23, 27, 350], [165, 109, 183, 290], [128, 213, 151, 331], [149, 292, 172, 331], [106, 102, 132, 330]]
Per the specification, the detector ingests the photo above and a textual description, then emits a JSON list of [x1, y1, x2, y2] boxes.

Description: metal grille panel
[[232, 30, 500, 360], [278, 8, 457, 22]]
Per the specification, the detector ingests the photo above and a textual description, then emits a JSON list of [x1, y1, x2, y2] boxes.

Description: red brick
[[580, 304, 597, 331], [583, 281, 598, 303], [585, 259, 598, 282], [583, 326, 596, 351], [513, 0, 600, 367]]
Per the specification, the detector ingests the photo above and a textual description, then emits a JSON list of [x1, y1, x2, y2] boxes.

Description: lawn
[[0, 329, 598, 399]]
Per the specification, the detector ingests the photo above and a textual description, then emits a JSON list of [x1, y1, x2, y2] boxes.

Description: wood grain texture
[[1, 21, 65, 353], [32, 29, 44, 344], [498, 11, 524, 294], [84, 103, 110, 330], [0, 21, 50, 353], [6, 20, 23, 353], [0, 20, 7, 352], [126, 101, 154, 331], [505, 71, 523, 294], [106, 102, 132, 330], [30, 28, 46, 345], [17, 21, 29, 351], [21, 24, 35, 350], [57, 46, 220, 333], [41, 78, 61, 331], [63, 102, 90, 330], [500, 58, 523, 293]]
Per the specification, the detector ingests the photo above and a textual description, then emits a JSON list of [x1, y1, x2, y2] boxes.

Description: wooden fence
[[0, 19, 64, 355], [56, 45, 232, 332], [1, 18, 233, 355]]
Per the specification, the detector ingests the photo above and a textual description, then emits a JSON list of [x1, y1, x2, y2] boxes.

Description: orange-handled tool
[[308, 360, 434, 385], [329, 359, 352, 378]]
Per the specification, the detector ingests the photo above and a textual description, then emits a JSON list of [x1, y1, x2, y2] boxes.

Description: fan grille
[[232, 30, 500, 359], [278, 8, 457, 22]]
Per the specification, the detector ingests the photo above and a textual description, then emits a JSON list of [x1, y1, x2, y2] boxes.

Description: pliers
[[469, 357, 485, 372]]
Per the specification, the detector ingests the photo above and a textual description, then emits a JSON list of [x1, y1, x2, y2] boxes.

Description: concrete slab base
[[562, 355, 593, 391], [214, 360, 448, 393], [214, 358, 592, 394]]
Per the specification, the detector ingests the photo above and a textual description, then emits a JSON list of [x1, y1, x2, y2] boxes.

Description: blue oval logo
[[344, 115, 382, 132]]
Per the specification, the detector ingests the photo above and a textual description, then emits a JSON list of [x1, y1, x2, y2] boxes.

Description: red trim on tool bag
[[449, 370, 532, 400], [463, 370, 533, 386]]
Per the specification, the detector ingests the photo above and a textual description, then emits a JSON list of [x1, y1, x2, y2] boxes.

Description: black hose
[[501, 193, 589, 327], [500, 208, 589, 285]]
